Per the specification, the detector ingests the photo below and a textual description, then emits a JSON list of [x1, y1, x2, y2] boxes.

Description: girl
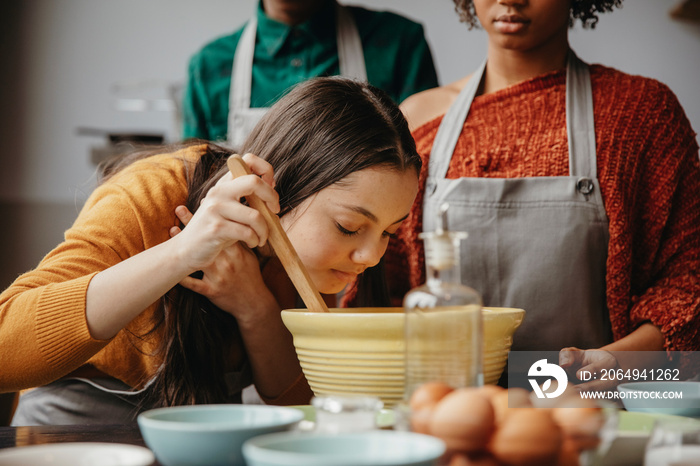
[[0, 77, 421, 424]]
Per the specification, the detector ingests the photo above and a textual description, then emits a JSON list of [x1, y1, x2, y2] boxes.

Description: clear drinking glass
[[644, 418, 700, 466], [311, 395, 383, 434]]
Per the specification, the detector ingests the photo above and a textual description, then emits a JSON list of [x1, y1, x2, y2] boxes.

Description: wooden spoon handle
[[227, 154, 329, 313]]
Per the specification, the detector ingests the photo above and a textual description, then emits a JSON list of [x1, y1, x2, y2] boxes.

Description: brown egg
[[429, 388, 495, 453], [410, 408, 434, 435], [556, 438, 582, 466], [530, 380, 579, 409], [529, 381, 579, 409], [551, 399, 603, 451], [409, 382, 455, 434], [410, 382, 455, 411], [490, 408, 562, 466], [448, 451, 502, 466], [490, 388, 532, 425], [478, 384, 506, 401]]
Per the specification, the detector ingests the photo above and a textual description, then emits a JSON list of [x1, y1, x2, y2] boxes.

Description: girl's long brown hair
[[105, 77, 421, 407]]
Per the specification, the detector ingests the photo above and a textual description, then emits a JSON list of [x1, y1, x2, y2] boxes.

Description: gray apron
[[423, 52, 613, 352], [12, 366, 253, 425], [227, 3, 367, 148]]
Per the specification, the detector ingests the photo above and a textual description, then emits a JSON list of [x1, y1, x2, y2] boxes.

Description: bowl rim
[[617, 381, 700, 392], [137, 404, 305, 432], [242, 430, 446, 463], [281, 306, 525, 316], [0, 442, 155, 464], [617, 381, 700, 414]]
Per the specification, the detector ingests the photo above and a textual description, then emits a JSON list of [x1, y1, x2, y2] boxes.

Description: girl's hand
[[170, 153, 279, 272], [168, 154, 280, 320], [170, 205, 275, 320]]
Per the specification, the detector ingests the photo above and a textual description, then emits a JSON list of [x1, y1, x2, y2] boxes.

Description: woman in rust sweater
[[386, 0, 700, 381], [0, 77, 421, 424]]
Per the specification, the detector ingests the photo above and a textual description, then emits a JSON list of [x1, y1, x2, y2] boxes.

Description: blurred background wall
[[0, 0, 698, 289]]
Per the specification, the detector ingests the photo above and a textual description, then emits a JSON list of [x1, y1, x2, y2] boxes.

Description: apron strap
[[427, 51, 597, 187], [228, 4, 366, 146], [230, 4, 366, 115], [566, 51, 597, 178], [426, 60, 486, 192], [228, 17, 258, 142], [335, 4, 367, 81]]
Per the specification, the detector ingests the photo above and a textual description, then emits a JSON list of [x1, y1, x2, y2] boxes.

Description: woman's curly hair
[[453, 0, 623, 30]]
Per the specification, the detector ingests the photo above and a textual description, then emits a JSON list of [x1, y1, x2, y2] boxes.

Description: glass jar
[[404, 203, 483, 400]]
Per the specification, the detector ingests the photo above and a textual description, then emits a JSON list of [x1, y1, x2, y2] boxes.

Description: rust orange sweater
[[0, 145, 311, 405], [383, 65, 700, 351]]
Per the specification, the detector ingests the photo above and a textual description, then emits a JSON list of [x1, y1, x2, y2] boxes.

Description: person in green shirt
[[182, 0, 438, 147]]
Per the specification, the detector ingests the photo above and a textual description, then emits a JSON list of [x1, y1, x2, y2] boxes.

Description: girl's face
[[281, 166, 419, 294], [473, 0, 570, 54]]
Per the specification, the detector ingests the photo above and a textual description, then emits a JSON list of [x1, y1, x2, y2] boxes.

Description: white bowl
[[242, 430, 445, 466], [617, 381, 700, 417], [137, 404, 304, 466], [0, 443, 154, 466]]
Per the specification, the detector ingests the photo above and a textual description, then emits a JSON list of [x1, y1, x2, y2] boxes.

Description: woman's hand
[[559, 325, 668, 392], [559, 347, 620, 391]]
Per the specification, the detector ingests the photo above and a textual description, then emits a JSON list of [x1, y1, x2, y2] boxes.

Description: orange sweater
[[0, 145, 311, 405], [383, 65, 700, 351]]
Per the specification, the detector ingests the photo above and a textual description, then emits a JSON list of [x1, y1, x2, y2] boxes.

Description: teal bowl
[[617, 381, 700, 417], [242, 430, 446, 466], [137, 404, 304, 466]]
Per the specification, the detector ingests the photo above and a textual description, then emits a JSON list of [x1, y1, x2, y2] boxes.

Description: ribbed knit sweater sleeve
[[0, 149, 196, 392], [382, 65, 700, 351], [612, 78, 700, 350]]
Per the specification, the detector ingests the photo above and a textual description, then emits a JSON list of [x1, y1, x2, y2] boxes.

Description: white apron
[[227, 3, 367, 148], [422, 52, 613, 353]]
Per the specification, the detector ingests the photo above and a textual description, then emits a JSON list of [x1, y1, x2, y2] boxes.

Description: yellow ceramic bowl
[[281, 307, 524, 407]]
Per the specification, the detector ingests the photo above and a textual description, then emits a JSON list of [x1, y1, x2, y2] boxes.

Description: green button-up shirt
[[182, 0, 438, 141]]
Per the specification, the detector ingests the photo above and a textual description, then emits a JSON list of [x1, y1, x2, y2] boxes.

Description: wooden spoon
[[227, 154, 329, 313]]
